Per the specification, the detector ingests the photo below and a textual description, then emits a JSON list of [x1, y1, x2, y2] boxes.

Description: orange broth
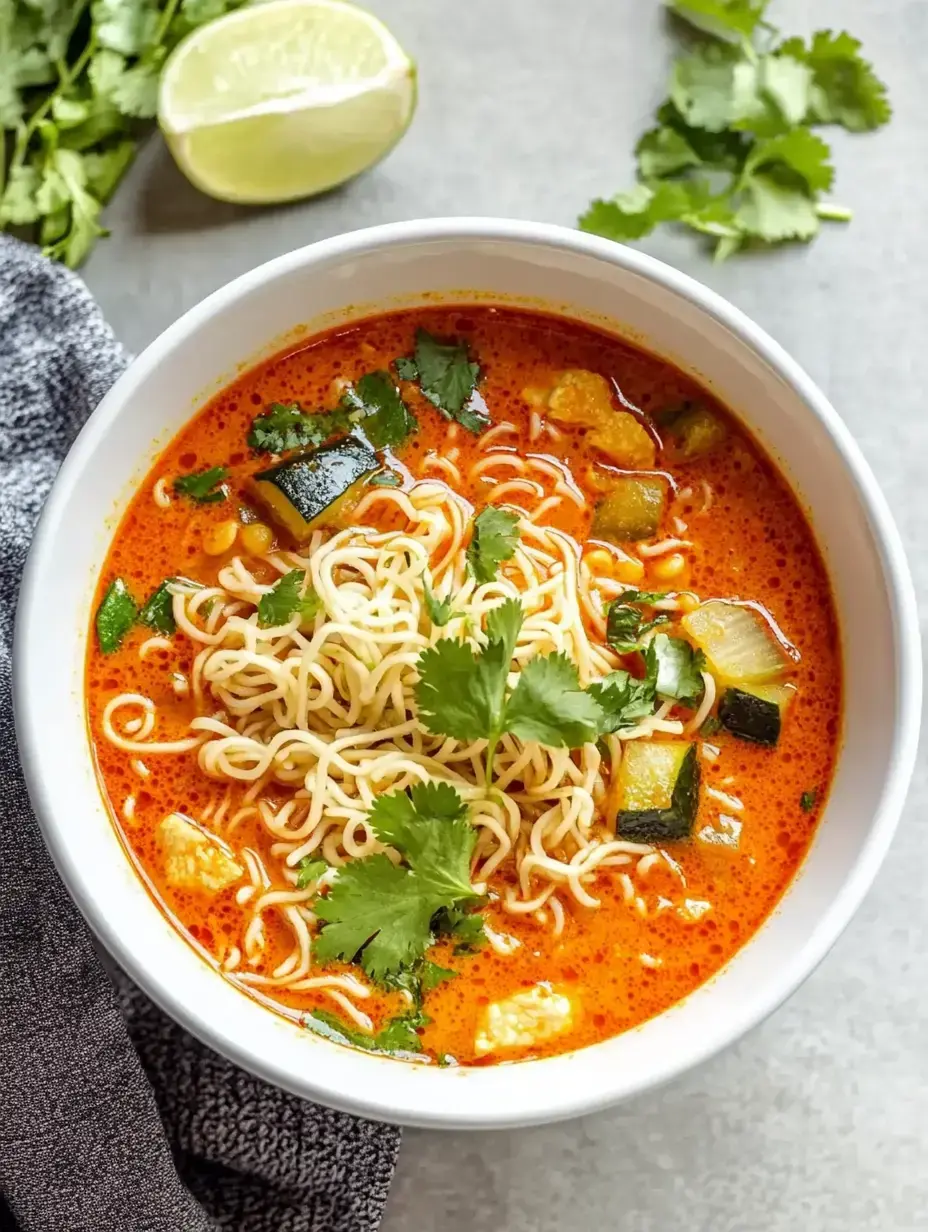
[[86, 306, 841, 1065]]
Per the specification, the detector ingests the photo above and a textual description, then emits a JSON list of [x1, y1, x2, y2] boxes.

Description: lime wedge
[[158, 0, 416, 204]]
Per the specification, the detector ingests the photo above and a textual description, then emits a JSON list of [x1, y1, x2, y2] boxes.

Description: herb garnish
[[605, 590, 671, 652], [645, 633, 706, 705], [95, 577, 138, 654], [295, 857, 328, 889], [173, 466, 228, 504], [800, 789, 817, 812], [342, 371, 418, 450], [579, 3, 890, 258], [314, 783, 480, 980], [306, 1007, 428, 1056], [415, 598, 604, 782], [247, 402, 353, 453], [257, 569, 321, 629], [138, 576, 202, 636], [396, 329, 489, 434], [466, 506, 520, 584], [587, 669, 657, 733], [422, 578, 456, 627]]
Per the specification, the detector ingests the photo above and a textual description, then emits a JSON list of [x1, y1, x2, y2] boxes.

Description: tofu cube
[[474, 984, 574, 1055], [159, 813, 243, 893]]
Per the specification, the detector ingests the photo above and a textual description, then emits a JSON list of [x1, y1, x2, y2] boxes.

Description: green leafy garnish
[[800, 789, 818, 812], [466, 506, 520, 584], [342, 371, 418, 450], [605, 591, 671, 652], [173, 465, 228, 504], [137, 576, 202, 636], [587, 670, 657, 734], [579, 4, 889, 258], [433, 904, 486, 952], [645, 634, 706, 705], [415, 598, 604, 782], [246, 402, 353, 453], [314, 783, 480, 980], [423, 578, 456, 627], [421, 960, 457, 991], [398, 329, 489, 434], [0, 0, 248, 267], [95, 577, 138, 654], [700, 715, 723, 737], [306, 1007, 427, 1056], [296, 857, 328, 889], [257, 569, 321, 629]]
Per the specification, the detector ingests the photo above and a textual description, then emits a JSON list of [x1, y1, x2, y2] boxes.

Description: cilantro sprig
[[257, 569, 321, 629], [580, 2, 890, 258], [0, 0, 248, 267], [605, 590, 671, 653], [314, 782, 480, 980], [396, 329, 490, 434], [173, 465, 228, 504], [466, 506, 520, 585], [246, 402, 354, 454]]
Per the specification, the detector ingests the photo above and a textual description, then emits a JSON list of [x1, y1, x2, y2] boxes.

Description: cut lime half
[[158, 0, 416, 204]]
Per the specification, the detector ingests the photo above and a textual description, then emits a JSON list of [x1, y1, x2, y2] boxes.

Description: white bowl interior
[[15, 222, 920, 1128]]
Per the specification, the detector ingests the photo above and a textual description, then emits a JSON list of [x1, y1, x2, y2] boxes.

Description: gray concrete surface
[[82, 1, 928, 1228]]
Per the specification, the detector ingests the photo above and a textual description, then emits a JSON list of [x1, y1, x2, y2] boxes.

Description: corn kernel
[[203, 519, 238, 556], [651, 552, 686, 581], [240, 521, 273, 555], [614, 555, 646, 584]]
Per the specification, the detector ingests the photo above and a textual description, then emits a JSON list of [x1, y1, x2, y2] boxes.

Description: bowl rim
[[14, 217, 922, 1128]]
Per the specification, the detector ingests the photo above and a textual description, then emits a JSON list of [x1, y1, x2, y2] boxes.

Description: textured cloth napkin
[[0, 236, 401, 1232]]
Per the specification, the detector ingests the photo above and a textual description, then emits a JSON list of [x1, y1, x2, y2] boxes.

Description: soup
[[87, 306, 840, 1065]]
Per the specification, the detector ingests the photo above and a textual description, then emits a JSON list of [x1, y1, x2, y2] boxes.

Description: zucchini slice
[[658, 404, 726, 461], [615, 741, 700, 842], [681, 600, 790, 686], [718, 683, 795, 746], [251, 436, 377, 543], [591, 476, 666, 542]]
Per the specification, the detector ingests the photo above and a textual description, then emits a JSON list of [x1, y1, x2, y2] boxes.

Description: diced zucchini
[[718, 683, 795, 746], [658, 403, 727, 461], [616, 741, 700, 842], [681, 601, 790, 686], [591, 476, 666, 542], [251, 436, 377, 543]]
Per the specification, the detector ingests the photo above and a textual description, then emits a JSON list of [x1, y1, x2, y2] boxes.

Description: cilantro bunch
[[580, 0, 890, 258], [0, 0, 245, 267]]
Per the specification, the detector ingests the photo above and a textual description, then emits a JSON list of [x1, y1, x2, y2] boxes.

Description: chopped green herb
[[416, 598, 605, 783], [95, 577, 138, 654], [138, 576, 202, 636], [421, 960, 458, 991], [587, 669, 657, 734], [605, 593, 671, 653], [645, 634, 706, 705], [699, 715, 723, 737], [579, 4, 890, 258], [173, 466, 228, 504], [295, 857, 328, 889], [423, 578, 456, 627], [306, 1007, 427, 1056], [247, 402, 353, 453], [800, 789, 818, 812], [314, 783, 480, 980], [257, 568, 321, 629], [466, 506, 520, 584], [400, 329, 490, 434], [342, 371, 418, 450], [433, 904, 486, 952]]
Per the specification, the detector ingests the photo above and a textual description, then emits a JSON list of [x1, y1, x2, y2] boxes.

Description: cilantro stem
[[816, 202, 853, 223], [483, 735, 500, 789], [11, 19, 95, 177], [154, 0, 184, 45]]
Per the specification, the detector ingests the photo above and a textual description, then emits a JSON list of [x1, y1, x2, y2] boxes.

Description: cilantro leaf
[[735, 171, 819, 242], [95, 577, 138, 654], [92, 0, 160, 57], [138, 580, 176, 635], [247, 402, 352, 453], [605, 599, 669, 653], [257, 569, 321, 629], [504, 652, 604, 748], [800, 789, 818, 812], [421, 960, 457, 991], [423, 578, 455, 627], [433, 904, 486, 950], [342, 371, 417, 450], [579, 181, 693, 242], [743, 127, 834, 193], [173, 465, 228, 504], [635, 126, 703, 179], [296, 857, 328, 889], [779, 30, 891, 133], [407, 329, 489, 433], [667, 0, 768, 44], [670, 43, 741, 133], [394, 356, 419, 381], [315, 785, 479, 980], [466, 506, 520, 584], [645, 634, 706, 705], [588, 670, 657, 734], [306, 1007, 426, 1055]]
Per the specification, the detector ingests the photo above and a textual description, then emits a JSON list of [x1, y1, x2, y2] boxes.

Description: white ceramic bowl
[[14, 219, 921, 1129]]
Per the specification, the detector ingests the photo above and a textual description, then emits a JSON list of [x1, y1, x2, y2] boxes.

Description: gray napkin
[[0, 235, 401, 1232]]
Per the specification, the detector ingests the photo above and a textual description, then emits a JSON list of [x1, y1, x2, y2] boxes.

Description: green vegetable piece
[[645, 634, 706, 705], [800, 788, 818, 812], [247, 402, 353, 453], [257, 568, 321, 629], [342, 370, 418, 449], [616, 742, 701, 842], [591, 476, 666, 542], [423, 578, 455, 627], [659, 404, 728, 460], [604, 592, 670, 652], [252, 436, 378, 543], [466, 506, 520, 584], [295, 857, 328, 889], [718, 682, 793, 746], [137, 577, 203, 635], [95, 577, 138, 654], [667, 0, 768, 44], [682, 600, 790, 686], [407, 329, 489, 433], [174, 465, 228, 504], [587, 670, 657, 734]]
